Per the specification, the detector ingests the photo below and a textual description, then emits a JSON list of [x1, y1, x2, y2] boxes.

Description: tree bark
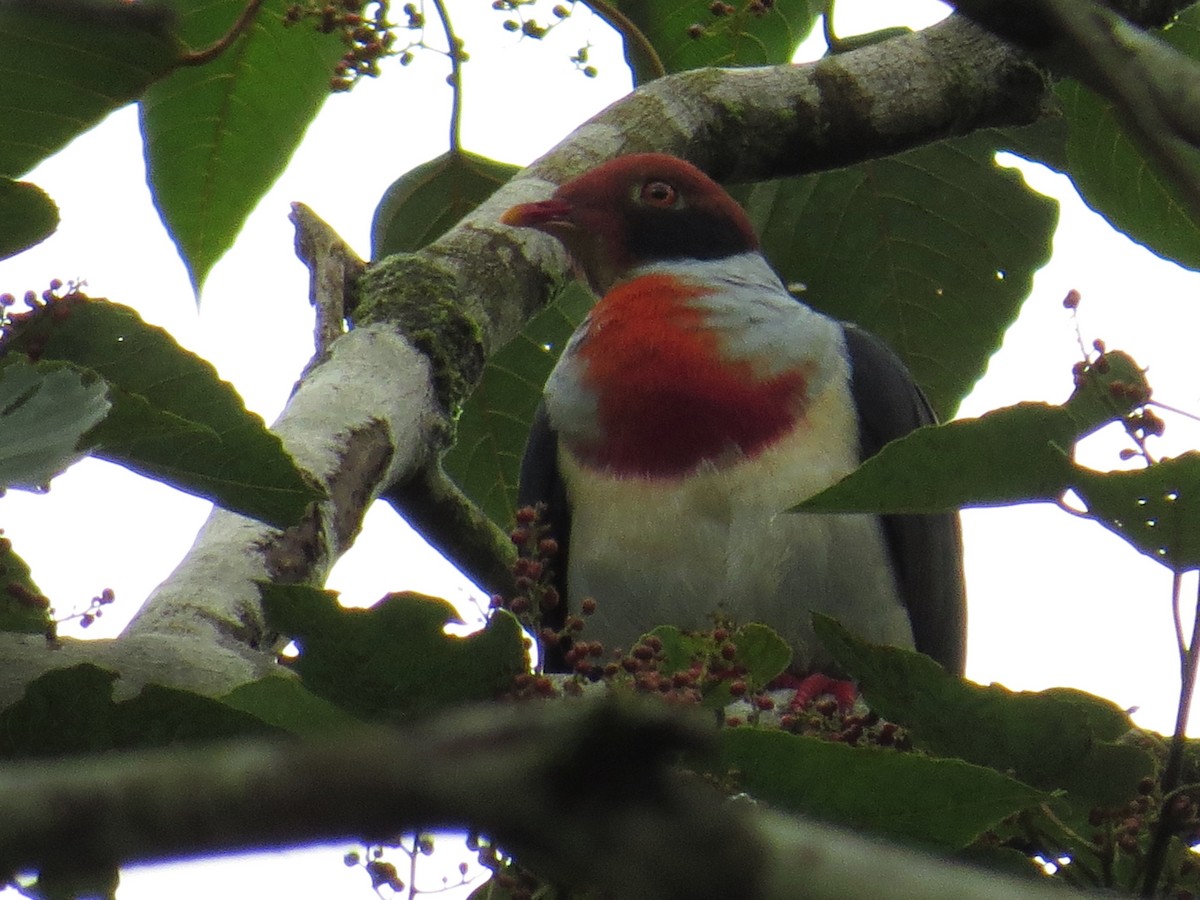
[[0, 698, 1103, 900]]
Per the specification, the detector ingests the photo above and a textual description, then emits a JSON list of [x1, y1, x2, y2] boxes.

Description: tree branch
[[0, 699, 1106, 900], [950, 0, 1200, 227]]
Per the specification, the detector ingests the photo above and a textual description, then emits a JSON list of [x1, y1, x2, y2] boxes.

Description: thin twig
[[1173, 571, 1187, 659], [1140, 574, 1200, 896], [585, 0, 666, 80], [179, 0, 268, 67], [431, 0, 464, 151]]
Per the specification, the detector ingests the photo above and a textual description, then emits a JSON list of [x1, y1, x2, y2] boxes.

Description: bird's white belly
[[559, 388, 916, 671]]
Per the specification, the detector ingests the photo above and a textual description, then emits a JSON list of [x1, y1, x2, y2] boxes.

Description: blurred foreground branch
[[0, 699, 1102, 900]]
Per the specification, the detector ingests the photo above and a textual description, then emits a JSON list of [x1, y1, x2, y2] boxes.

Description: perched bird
[[502, 153, 965, 678]]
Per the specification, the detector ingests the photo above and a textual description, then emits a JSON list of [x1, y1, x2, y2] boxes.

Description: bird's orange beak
[[500, 197, 574, 229]]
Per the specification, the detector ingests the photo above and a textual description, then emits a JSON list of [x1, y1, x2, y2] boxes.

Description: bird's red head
[[501, 153, 759, 295]]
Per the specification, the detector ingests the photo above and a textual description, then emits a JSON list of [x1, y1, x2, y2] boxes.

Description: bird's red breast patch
[[567, 273, 810, 478]]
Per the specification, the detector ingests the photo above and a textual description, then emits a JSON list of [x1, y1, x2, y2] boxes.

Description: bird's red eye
[[640, 180, 678, 207]]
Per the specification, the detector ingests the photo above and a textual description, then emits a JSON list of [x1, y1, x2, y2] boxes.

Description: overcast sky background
[[4, 0, 1200, 896]]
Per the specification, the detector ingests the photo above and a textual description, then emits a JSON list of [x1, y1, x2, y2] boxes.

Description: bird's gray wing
[[842, 324, 967, 675]]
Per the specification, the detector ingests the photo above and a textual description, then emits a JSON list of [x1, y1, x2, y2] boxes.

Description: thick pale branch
[[0, 699, 1101, 900]]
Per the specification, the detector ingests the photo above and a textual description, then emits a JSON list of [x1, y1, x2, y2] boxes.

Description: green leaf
[[0, 358, 110, 490], [796, 350, 1148, 514], [987, 119, 1069, 173], [729, 622, 791, 687], [1056, 7, 1200, 270], [0, 530, 50, 636], [0, 179, 57, 259], [737, 131, 1058, 418], [0, 0, 181, 178], [371, 149, 519, 259], [1058, 79, 1200, 270], [718, 727, 1044, 849], [0, 664, 280, 759], [813, 617, 1155, 811], [260, 586, 527, 722], [140, 0, 343, 292], [609, 0, 819, 83], [221, 675, 365, 735], [1, 295, 321, 528], [443, 282, 593, 526], [1072, 453, 1200, 570]]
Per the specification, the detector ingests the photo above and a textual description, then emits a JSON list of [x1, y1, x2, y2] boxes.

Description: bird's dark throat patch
[[622, 206, 755, 269]]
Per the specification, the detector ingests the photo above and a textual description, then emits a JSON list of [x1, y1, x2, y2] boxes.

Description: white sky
[[4, 0, 1200, 896]]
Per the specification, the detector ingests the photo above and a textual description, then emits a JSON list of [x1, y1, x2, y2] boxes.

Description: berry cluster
[[491, 0, 595, 76], [493, 0, 570, 39], [283, 0, 406, 91], [686, 0, 775, 41], [770, 698, 911, 749], [345, 834, 479, 896], [494, 504, 577, 672], [1089, 778, 1200, 859], [54, 587, 117, 633], [1064, 290, 1165, 464], [0, 279, 86, 362]]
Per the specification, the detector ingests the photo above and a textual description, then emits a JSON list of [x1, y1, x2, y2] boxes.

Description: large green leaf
[[140, 0, 343, 292], [737, 130, 1059, 417], [797, 350, 1147, 514], [443, 282, 593, 526], [1072, 453, 1200, 570], [0, 295, 322, 528], [261, 586, 527, 722], [0, 664, 280, 759], [1057, 6, 1200, 270], [814, 617, 1154, 813], [221, 675, 364, 735], [0, 179, 58, 260], [607, 0, 819, 83], [0, 358, 110, 490], [718, 727, 1044, 849], [795, 351, 1200, 570], [0, 0, 181, 178], [372, 149, 519, 260]]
